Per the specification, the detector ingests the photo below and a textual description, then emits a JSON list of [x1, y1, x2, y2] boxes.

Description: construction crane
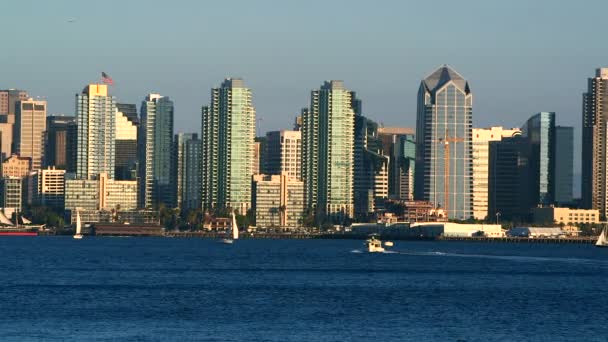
[[441, 129, 464, 216]]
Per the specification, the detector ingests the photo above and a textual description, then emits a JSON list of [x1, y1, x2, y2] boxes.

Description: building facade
[[31, 167, 65, 209], [582, 68, 608, 218], [0, 89, 28, 116], [76, 84, 116, 180], [174, 133, 201, 210], [65, 173, 137, 211], [0, 176, 22, 210], [265, 130, 302, 180], [139, 94, 174, 208], [555, 126, 574, 205], [201, 78, 256, 215], [377, 127, 416, 201], [14, 98, 46, 170], [532, 207, 600, 225], [415, 65, 473, 219], [252, 174, 305, 229], [1, 154, 31, 178], [302, 80, 355, 221], [521, 112, 556, 206], [471, 127, 521, 220], [45, 115, 77, 171], [115, 103, 138, 180]]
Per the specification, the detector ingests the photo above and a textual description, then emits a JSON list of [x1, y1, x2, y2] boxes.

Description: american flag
[[101, 72, 114, 85]]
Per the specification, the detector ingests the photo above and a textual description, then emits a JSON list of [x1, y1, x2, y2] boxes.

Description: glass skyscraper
[[302, 81, 355, 221], [521, 112, 555, 206], [174, 133, 201, 211], [76, 84, 116, 180], [414, 65, 473, 219], [138, 94, 174, 208], [555, 126, 573, 205], [201, 78, 256, 215]]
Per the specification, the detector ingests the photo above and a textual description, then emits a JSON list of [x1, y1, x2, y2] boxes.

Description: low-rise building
[[31, 167, 65, 209], [507, 227, 565, 238], [1, 154, 31, 178], [0, 176, 22, 210], [252, 173, 305, 229], [531, 207, 600, 225]]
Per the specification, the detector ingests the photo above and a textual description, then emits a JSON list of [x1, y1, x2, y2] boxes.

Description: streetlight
[[496, 212, 501, 225]]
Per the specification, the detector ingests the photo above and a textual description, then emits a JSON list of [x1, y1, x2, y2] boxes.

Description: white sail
[[21, 216, 32, 224], [0, 211, 14, 226], [232, 212, 239, 240], [597, 227, 608, 246], [76, 209, 82, 235]]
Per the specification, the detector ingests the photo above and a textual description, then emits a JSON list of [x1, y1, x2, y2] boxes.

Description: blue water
[[0, 238, 607, 341]]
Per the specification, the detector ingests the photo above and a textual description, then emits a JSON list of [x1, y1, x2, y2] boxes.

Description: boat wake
[[394, 250, 607, 265]]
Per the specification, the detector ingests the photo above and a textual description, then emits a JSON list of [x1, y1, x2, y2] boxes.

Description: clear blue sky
[[1, 0, 606, 176]]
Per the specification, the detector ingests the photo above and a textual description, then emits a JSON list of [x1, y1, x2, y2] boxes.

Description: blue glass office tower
[[521, 112, 555, 206], [414, 65, 473, 219]]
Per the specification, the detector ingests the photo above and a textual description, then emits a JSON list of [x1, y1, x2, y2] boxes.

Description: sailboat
[[73, 209, 83, 239], [222, 212, 239, 244], [596, 225, 608, 248]]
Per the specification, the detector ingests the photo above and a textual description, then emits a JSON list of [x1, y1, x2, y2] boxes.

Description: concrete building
[[354, 115, 389, 218], [531, 207, 600, 225], [1, 154, 31, 178], [582, 68, 608, 219], [174, 133, 201, 210], [139, 94, 174, 208], [31, 167, 65, 209], [302, 80, 355, 221], [0, 89, 28, 116], [0, 121, 13, 161], [472, 127, 521, 220], [45, 115, 77, 171], [76, 84, 116, 180], [115, 103, 138, 180], [14, 98, 46, 170], [265, 130, 301, 180], [0, 176, 22, 211], [377, 127, 416, 201], [555, 126, 574, 205], [201, 78, 256, 215], [253, 137, 266, 175], [252, 174, 305, 229], [415, 65, 473, 220], [65, 173, 137, 211]]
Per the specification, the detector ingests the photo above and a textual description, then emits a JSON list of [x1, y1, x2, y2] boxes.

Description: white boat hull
[[221, 238, 233, 244], [73, 234, 83, 239]]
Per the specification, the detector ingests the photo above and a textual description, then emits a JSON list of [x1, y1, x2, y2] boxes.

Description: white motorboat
[[365, 235, 385, 253], [222, 212, 239, 244], [73, 209, 83, 239]]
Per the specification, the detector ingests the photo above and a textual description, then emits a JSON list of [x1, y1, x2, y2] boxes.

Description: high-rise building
[[252, 174, 305, 228], [45, 115, 77, 171], [472, 127, 521, 220], [377, 127, 416, 201], [521, 112, 556, 206], [31, 167, 65, 209], [138, 94, 174, 208], [0, 121, 13, 161], [582, 68, 608, 218], [76, 84, 116, 180], [14, 98, 46, 170], [488, 135, 531, 222], [201, 78, 256, 215], [414, 65, 473, 219], [302, 80, 355, 221], [265, 130, 302, 180], [354, 115, 388, 218], [0, 89, 28, 116], [174, 133, 201, 210], [555, 126, 574, 205], [115, 103, 138, 180], [253, 137, 266, 175]]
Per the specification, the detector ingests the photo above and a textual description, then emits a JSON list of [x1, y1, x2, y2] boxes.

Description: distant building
[[302, 80, 355, 221], [139, 94, 174, 208], [14, 98, 46, 170], [265, 130, 301, 180], [31, 167, 65, 209], [354, 115, 388, 218], [45, 115, 77, 171], [521, 112, 556, 206], [174, 133, 201, 210], [472, 127, 521, 220], [555, 126, 574, 205], [76, 84, 116, 180], [201, 78, 256, 215], [377, 127, 416, 201], [0, 121, 13, 161], [582, 68, 608, 219], [415, 65, 473, 219], [0, 89, 28, 116], [531, 207, 600, 225], [115, 103, 138, 180], [253, 137, 266, 175], [1, 154, 31, 178], [252, 174, 305, 229], [65, 173, 137, 211], [0, 176, 22, 210]]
